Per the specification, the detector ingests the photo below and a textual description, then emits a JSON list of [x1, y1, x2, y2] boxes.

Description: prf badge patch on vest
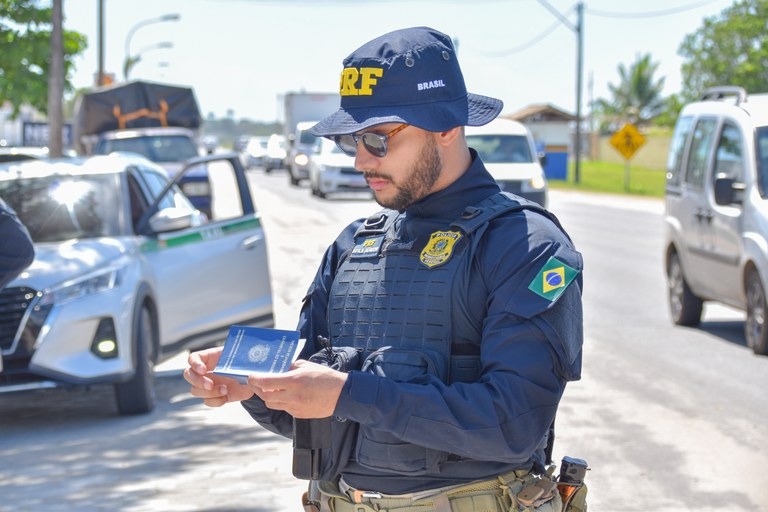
[[528, 256, 579, 301], [420, 230, 462, 268], [351, 235, 384, 259]]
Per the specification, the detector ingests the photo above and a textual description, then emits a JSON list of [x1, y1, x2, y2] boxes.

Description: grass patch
[[549, 159, 666, 198]]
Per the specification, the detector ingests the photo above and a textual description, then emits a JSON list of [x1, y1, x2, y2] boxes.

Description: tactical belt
[[318, 469, 555, 512]]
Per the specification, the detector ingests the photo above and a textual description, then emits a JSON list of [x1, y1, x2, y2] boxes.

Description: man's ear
[[436, 126, 464, 147]]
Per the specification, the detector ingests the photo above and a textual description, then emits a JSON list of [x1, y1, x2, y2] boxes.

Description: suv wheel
[[745, 269, 768, 355], [114, 302, 157, 415], [667, 252, 703, 326]]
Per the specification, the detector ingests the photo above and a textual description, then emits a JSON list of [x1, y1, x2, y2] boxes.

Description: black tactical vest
[[321, 192, 553, 476]]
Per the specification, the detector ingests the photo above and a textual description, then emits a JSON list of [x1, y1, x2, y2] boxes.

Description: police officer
[[185, 26, 583, 512], [0, 197, 35, 290]]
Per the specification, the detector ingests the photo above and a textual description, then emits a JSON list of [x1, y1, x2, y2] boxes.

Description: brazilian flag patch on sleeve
[[528, 256, 579, 301]]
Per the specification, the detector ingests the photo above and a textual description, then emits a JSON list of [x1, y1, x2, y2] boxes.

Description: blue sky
[[63, 0, 736, 122]]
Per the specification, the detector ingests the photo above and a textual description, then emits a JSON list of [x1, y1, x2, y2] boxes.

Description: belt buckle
[[352, 490, 382, 503]]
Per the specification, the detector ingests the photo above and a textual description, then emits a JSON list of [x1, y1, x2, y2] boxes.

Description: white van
[[664, 86, 768, 355], [465, 118, 548, 207]]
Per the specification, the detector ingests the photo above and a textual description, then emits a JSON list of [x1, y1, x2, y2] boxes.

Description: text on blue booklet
[[213, 325, 305, 383]]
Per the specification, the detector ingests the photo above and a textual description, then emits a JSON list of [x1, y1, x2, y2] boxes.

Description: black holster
[[292, 417, 332, 480], [292, 345, 361, 480]]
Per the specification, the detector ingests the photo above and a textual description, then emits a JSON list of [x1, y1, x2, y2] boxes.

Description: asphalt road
[[1, 168, 766, 512]]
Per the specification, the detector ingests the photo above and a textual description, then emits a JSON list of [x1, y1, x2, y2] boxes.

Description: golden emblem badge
[[420, 230, 462, 268]]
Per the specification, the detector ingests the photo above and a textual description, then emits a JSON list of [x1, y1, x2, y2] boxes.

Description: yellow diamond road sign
[[610, 123, 646, 160]]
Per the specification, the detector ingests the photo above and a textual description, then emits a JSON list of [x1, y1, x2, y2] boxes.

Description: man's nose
[[354, 142, 379, 170]]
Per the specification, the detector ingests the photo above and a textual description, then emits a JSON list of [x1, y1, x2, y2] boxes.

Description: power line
[[482, 0, 725, 58], [480, 13, 572, 57], [587, 0, 723, 19]]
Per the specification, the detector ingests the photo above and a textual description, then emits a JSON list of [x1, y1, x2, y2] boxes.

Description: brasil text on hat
[[310, 26, 503, 137]]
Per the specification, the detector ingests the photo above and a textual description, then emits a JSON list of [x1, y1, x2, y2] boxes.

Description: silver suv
[[664, 86, 768, 355]]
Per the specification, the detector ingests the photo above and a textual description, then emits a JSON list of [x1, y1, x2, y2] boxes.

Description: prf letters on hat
[[340, 67, 383, 96], [340, 67, 447, 97]]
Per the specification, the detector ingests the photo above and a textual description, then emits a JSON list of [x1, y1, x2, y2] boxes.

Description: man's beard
[[367, 136, 442, 211]]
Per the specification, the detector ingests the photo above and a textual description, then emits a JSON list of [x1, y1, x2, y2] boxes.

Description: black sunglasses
[[333, 124, 409, 158]]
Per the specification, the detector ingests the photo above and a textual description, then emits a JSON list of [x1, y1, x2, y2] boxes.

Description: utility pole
[[537, 0, 584, 184]]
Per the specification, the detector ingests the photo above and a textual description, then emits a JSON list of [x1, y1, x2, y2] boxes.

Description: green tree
[[652, 93, 684, 128], [592, 53, 666, 133], [679, 0, 768, 101], [0, 0, 87, 117]]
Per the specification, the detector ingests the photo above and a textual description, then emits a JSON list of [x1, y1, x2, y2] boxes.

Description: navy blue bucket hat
[[310, 26, 503, 137]]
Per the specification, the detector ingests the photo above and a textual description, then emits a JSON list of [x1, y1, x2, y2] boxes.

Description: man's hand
[[183, 346, 255, 407], [247, 359, 348, 418]]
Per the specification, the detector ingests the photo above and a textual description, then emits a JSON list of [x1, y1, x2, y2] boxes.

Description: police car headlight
[[294, 153, 309, 166], [522, 175, 547, 192], [39, 264, 126, 307]]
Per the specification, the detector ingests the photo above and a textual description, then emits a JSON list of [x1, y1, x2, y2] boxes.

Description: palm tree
[[593, 53, 666, 132]]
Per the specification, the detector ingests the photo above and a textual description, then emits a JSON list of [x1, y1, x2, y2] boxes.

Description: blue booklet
[[212, 325, 305, 384]]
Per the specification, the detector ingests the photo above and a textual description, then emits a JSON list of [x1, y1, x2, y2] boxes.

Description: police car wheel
[[114, 302, 157, 415], [745, 268, 768, 355], [667, 251, 702, 327]]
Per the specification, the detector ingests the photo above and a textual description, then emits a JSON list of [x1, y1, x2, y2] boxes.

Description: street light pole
[[123, 13, 180, 81], [124, 41, 174, 80], [537, 0, 584, 184]]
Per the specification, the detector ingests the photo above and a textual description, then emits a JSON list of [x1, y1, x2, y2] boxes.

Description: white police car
[[0, 152, 274, 414]]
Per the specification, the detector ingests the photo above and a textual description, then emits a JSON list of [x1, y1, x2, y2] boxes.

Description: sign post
[[609, 123, 646, 192]]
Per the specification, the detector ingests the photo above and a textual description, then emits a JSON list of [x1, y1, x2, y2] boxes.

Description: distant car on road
[[464, 118, 548, 207], [0, 152, 274, 414], [264, 134, 288, 173], [240, 135, 270, 169], [308, 138, 369, 199]]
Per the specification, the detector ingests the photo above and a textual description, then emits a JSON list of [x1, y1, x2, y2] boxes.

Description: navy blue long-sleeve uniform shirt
[[243, 150, 583, 493]]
